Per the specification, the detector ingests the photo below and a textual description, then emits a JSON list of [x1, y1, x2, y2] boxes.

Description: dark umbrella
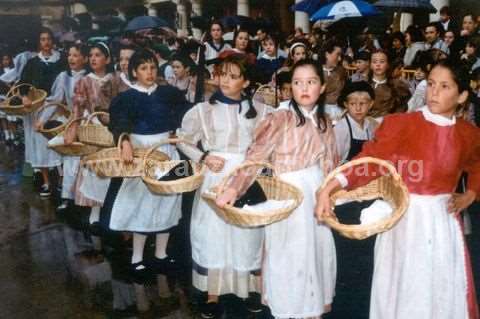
[[124, 16, 169, 32], [291, 0, 332, 16], [374, 0, 437, 14], [191, 15, 210, 31], [221, 15, 255, 29]]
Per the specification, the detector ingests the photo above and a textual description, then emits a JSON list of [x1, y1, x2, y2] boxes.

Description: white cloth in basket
[[360, 199, 393, 225], [48, 134, 64, 146], [242, 199, 295, 213]]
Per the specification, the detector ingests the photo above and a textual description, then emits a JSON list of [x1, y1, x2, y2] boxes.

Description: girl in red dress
[[316, 60, 480, 319]]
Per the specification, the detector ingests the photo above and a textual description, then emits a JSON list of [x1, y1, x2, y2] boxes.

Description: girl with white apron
[[217, 60, 338, 318], [41, 44, 88, 209], [20, 28, 66, 197], [316, 61, 480, 319], [65, 42, 119, 228], [177, 52, 271, 318], [104, 49, 190, 274]]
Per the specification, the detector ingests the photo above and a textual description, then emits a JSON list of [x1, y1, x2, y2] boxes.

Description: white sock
[[155, 233, 169, 259], [89, 206, 101, 224], [132, 233, 147, 265]]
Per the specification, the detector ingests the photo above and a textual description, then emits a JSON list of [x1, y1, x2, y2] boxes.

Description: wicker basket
[[202, 161, 303, 227], [82, 133, 171, 178], [142, 138, 206, 194], [77, 111, 114, 147], [0, 83, 47, 115], [36, 102, 71, 140], [48, 118, 99, 156], [253, 84, 277, 107], [321, 157, 409, 240]]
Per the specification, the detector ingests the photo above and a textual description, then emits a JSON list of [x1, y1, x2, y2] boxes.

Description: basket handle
[[216, 161, 276, 195], [254, 84, 275, 95], [116, 132, 130, 153], [6, 83, 34, 98], [64, 116, 87, 131], [86, 111, 110, 125], [34, 102, 68, 121], [321, 156, 402, 190], [141, 138, 187, 171]]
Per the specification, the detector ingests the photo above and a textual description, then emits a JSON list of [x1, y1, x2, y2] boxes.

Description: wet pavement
[[1, 141, 479, 319], [0, 144, 195, 319]]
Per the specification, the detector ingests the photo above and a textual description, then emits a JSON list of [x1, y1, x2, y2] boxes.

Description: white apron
[[109, 132, 182, 233], [263, 165, 336, 318], [78, 167, 110, 205], [191, 151, 264, 272], [370, 194, 476, 319], [62, 156, 80, 200], [29, 130, 62, 168]]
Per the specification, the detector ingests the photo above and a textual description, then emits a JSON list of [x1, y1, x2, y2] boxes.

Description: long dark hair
[[205, 20, 225, 45], [233, 28, 252, 52], [289, 59, 328, 132], [209, 53, 257, 119]]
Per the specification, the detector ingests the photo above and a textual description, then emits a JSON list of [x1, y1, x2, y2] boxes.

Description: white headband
[[96, 41, 111, 57], [290, 42, 307, 55]]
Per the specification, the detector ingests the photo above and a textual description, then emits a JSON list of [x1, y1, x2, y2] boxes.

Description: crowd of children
[[1, 10, 480, 318]]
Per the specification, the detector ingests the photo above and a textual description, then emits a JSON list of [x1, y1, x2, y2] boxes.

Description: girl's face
[[426, 66, 468, 118], [371, 52, 388, 78], [119, 49, 135, 74], [405, 32, 412, 45], [444, 31, 455, 46], [291, 65, 325, 108], [210, 24, 223, 42], [392, 38, 402, 49], [415, 68, 426, 81], [39, 32, 53, 53], [132, 61, 158, 87], [262, 39, 277, 57], [325, 46, 342, 67], [466, 44, 476, 56], [344, 92, 373, 123], [68, 47, 88, 72], [89, 47, 110, 74], [2, 55, 12, 68], [171, 60, 189, 79], [292, 46, 307, 64], [219, 63, 249, 99], [462, 16, 477, 34], [280, 83, 292, 101], [235, 31, 249, 51], [355, 59, 369, 73]]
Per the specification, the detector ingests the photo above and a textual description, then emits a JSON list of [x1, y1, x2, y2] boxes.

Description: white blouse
[[334, 114, 378, 163], [177, 99, 272, 162]]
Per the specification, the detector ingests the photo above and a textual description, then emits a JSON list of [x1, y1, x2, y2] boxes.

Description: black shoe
[[56, 200, 70, 212], [147, 256, 177, 274], [245, 294, 263, 314], [129, 261, 151, 284], [39, 184, 51, 197], [200, 302, 222, 319]]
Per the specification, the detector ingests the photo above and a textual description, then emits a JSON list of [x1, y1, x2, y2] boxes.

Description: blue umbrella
[[124, 16, 169, 32], [290, 0, 332, 16], [310, 0, 380, 21]]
